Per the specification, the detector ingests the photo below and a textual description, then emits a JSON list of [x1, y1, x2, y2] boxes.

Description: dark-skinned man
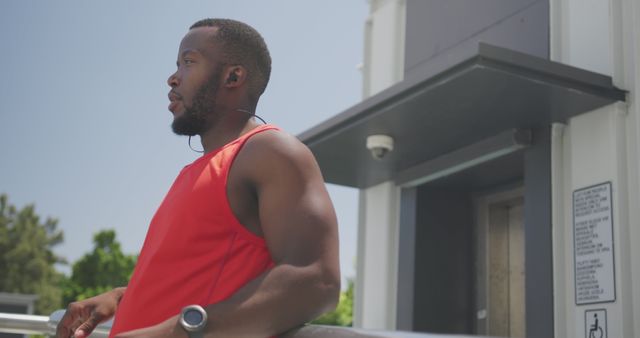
[[56, 18, 340, 338]]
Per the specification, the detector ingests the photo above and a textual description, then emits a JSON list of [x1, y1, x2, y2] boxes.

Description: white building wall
[[355, 182, 400, 329], [354, 0, 405, 330], [617, 1, 640, 336], [550, 0, 639, 336], [362, 0, 405, 98]]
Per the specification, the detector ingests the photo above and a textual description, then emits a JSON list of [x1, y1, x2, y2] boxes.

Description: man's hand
[[56, 287, 126, 338]]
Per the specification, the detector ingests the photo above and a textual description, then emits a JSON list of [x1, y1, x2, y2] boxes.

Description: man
[[56, 18, 340, 338]]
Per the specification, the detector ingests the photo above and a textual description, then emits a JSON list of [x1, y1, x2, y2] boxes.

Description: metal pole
[[0, 312, 52, 336]]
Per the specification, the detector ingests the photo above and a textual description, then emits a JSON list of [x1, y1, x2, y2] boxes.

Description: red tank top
[[110, 125, 278, 336]]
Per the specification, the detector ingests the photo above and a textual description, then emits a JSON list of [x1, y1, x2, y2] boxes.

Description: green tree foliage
[[0, 194, 66, 315], [62, 229, 136, 304], [311, 279, 354, 326]]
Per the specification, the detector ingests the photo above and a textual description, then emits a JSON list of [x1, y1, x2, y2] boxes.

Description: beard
[[171, 66, 223, 136]]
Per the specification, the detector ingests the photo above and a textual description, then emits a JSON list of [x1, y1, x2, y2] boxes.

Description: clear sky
[[0, 1, 365, 286]]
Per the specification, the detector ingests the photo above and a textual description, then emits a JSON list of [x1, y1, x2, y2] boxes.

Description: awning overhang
[[298, 43, 626, 189]]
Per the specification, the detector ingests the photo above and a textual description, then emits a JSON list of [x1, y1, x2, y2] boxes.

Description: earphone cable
[[187, 109, 268, 153]]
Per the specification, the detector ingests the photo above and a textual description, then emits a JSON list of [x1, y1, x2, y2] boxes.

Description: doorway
[[476, 189, 525, 337]]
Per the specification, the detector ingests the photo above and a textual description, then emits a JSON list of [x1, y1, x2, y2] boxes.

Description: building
[[299, 0, 639, 337], [0, 293, 38, 338]]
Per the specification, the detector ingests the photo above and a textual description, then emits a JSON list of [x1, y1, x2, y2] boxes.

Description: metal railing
[[0, 310, 110, 337], [0, 311, 485, 338], [0, 312, 54, 336]]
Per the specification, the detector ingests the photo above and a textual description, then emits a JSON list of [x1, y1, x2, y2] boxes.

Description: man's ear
[[224, 66, 247, 88]]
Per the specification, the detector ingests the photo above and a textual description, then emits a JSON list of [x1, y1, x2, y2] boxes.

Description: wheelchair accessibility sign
[[585, 309, 607, 338]]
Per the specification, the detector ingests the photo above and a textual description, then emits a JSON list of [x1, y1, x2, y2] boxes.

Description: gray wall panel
[[413, 188, 473, 334], [523, 126, 554, 337], [397, 188, 417, 331], [405, 0, 549, 78]]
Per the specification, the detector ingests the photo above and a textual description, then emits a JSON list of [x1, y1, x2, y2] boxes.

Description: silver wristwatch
[[179, 305, 208, 338]]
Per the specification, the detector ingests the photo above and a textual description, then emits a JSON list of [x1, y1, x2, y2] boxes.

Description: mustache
[[168, 90, 183, 100]]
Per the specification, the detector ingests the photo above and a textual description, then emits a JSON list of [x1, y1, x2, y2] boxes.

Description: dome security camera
[[366, 134, 394, 160]]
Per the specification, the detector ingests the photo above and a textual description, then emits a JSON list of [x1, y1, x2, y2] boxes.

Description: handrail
[[0, 312, 51, 336], [0, 310, 110, 337], [0, 311, 486, 338], [281, 325, 483, 338]]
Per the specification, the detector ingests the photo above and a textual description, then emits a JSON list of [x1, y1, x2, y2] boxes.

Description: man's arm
[[206, 130, 341, 336], [56, 286, 127, 338], [115, 130, 341, 338]]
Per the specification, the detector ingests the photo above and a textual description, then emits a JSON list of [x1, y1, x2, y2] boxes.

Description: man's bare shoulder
[[233, 128, 322, 185], [242, 129, 316, 165]]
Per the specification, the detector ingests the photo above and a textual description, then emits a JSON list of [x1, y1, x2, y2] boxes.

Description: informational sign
[[585, 309, 607, 338], [573, 182, 616, 305]]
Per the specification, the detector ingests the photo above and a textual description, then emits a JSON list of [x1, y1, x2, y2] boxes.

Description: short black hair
[[190, 18, 271, 104]]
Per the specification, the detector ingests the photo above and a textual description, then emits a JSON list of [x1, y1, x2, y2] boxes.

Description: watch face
[[180, 304, 207, 332], [184, 309, 204, 326]]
